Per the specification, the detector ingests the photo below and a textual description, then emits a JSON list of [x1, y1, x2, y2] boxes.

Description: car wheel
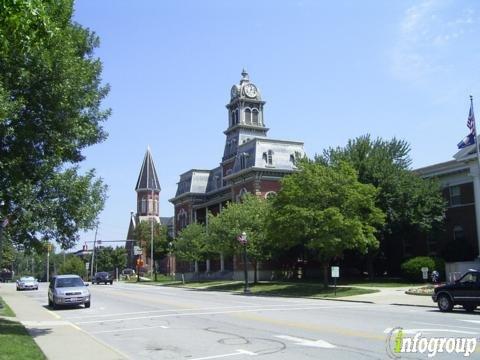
[[437, 294, 453, 312], [110, 281, 113, 285], [52, 301, 58, 310], [16, 287, 19, 291], [48, 298, 53, 307], [85, 301, 91, 309], [463, 304, 476, 312]]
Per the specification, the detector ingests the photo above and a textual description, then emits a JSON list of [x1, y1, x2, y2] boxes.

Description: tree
[[58, 255, 86, 278], [0, 0, 109, 264], [95, 246, 127, 273], [134, 221, 169, 270], [318, 135, 446, 275], [175, 223, 208, 273], [208, 194, 272, 282], [270, 160, 385, 288]]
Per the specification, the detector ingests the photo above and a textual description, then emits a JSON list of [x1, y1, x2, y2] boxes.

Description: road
[[16, 282, 480, 359]]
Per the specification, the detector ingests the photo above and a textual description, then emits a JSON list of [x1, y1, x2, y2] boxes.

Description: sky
[[72, 0, 480, 249]]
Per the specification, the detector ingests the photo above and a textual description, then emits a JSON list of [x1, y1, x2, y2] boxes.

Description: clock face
[[244, 84, 257, 98], [231, 86, 238, 98]]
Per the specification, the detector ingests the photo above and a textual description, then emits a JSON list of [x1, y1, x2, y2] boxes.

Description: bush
[[401, 256, 435, 282], [58, 256, 86, 278]]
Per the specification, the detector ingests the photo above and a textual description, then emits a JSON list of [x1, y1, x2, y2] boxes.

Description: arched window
[[141, 197, 147, 214], [230, 111, 235, 127], [177, 209, 188, 230], [252, 109, 259, 125], [453, 225, 465, 242], [245, 109, 252, 124], [235, 109, 239, 124], [264, 191, 277, 199]]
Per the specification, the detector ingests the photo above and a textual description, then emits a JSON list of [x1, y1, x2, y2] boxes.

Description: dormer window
[[267, 150, 273, 165]]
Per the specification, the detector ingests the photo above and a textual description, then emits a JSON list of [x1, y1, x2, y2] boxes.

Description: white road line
[[190, 349, 257, 360], [414, 321, 480, 331], [75, 305, 368, 325], [21, 320, 71, 327], [383, 327, 478, 335], [66, 303, 347, 320], [459, 319, 480, 325], [275, 335, 336, 348], [90, 324, 169, 334]]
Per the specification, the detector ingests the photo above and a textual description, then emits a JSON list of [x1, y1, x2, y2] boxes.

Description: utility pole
[[90, 223, 98, 281], [150, 189, 154, 276]]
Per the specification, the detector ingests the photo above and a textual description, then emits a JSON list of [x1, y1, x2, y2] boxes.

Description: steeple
[[135, 148, 161, 219], [135, 147, 161, 191]]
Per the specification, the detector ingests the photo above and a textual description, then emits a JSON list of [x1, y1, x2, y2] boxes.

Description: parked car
[[16, 276, 38, 291], [48, 275, 90, 309], [121, 268, 135, 276], [0, 269, 13, 283], [432, 270, 479, 312], [93, 271, 113, 285]]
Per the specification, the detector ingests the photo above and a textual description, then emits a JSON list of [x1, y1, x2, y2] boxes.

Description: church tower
[[223, 69, 268, 164], [135, 147, 161, 223]]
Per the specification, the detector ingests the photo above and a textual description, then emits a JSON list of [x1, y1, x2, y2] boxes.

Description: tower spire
[[135, 148, 161, 191]]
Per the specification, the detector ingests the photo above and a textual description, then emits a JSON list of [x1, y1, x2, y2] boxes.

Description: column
[[469, 165, 480, 259]]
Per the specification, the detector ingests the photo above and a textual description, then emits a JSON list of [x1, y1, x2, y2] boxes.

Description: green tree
[[95, 246, 127, 273], [318, 135, 446, 274], [175, 223, 208, 273], [134, 221, 169, 270], [0, 0, 109, 264], [58, 255, 86, 278], [208, 194, 272, 283], [270, 160, 385, 288]]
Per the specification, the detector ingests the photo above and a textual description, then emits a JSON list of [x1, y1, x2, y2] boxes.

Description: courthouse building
[[169, 70, 304, 274]]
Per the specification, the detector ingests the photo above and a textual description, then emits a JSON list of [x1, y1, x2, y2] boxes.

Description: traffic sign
[[331, 266, 340, 278], [421, 267, 429, 280], [134, 246, 142, 255], [85, 262, 90, 270]]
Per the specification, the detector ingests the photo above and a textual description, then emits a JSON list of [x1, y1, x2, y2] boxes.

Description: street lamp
[[237, 231, 249, 294]]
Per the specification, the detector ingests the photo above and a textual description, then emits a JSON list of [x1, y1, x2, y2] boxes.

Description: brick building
[[169, 70, 304, 276]]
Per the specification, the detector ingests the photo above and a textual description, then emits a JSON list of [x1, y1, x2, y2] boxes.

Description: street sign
[[134, 246, 142, 255], [85, 262, 90, 270], [421, 267, 429, 280], [331, 266, 340, 278]]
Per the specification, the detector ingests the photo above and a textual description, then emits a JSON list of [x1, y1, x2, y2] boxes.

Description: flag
[[457, 100, 476, 149]]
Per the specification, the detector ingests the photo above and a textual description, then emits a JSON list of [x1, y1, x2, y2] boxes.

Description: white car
[[16, 276, 39, 291]]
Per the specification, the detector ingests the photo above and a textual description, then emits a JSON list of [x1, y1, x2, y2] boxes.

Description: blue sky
[[73, 0, 480, 248]]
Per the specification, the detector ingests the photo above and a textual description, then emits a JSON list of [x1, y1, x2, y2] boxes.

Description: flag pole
[[472, 95, 480, 170]]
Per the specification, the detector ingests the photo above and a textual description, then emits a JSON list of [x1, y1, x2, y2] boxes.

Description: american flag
[[457, 99, 476, 149]]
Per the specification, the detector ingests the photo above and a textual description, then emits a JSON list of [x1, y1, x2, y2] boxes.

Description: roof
[[135, 148, 161, 191]]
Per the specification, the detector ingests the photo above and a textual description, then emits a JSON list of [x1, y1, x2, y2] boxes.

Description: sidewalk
[[0, 283, 127, 360], [335, 285, 436, 307]]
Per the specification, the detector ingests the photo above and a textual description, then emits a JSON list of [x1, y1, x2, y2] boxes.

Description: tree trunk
[[322, 261, 329, 289], [253, 260, 258, 284], [367, 252, 374, 281]]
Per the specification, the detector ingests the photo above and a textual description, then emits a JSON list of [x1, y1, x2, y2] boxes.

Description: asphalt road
[[20, 282, 480, 359]]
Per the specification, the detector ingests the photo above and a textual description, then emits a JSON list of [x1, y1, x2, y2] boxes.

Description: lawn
[[338, 279, 422, 288], [0, 318, 46, 360], [165, 280, 378, 298], [0, 296, 15, 317]]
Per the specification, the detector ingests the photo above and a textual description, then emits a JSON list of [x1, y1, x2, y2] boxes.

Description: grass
[[165, 280, 379, 298], [338, 279, 422, 288], [0, 296, 15, 317], [0, 318, 46, 360]]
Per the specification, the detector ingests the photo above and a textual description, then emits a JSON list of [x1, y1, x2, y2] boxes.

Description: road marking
[[66, 303, 342, 320], [74, 305, 368, 325], [414, 321, 480, 331], [90, 324, 169, 334], [459, 319, 480, 324], [276, 335, 336, 348], [21, 320, 71, 327], [190, 349, 257, 360], [383, 327, 478, 335]]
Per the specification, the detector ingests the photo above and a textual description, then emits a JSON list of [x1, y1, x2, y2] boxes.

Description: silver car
[[16, 276, 38, 291], [48, 275, 90, 309]]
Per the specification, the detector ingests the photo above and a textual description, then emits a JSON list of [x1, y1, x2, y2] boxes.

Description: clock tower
[[223, 69, 268, 164]]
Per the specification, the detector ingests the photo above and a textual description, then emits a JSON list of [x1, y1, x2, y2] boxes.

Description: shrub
[[401, 256, 435, 281]]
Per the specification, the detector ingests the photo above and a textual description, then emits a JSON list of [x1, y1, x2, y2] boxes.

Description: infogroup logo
[[386, 327, 478, 358]]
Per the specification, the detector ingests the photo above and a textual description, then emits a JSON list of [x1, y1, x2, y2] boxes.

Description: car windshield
[[96, 272, 107, 276], [20, 277, 34, 281], [56, 277, 85, 288]]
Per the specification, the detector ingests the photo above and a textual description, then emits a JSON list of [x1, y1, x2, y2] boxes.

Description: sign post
[[237, 232, 249, 294], [331, 266, 340, 296]]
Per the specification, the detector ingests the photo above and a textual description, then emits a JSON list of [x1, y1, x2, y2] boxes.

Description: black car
[[92, 271, 113, 285], [432, 270, 480, 312]]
